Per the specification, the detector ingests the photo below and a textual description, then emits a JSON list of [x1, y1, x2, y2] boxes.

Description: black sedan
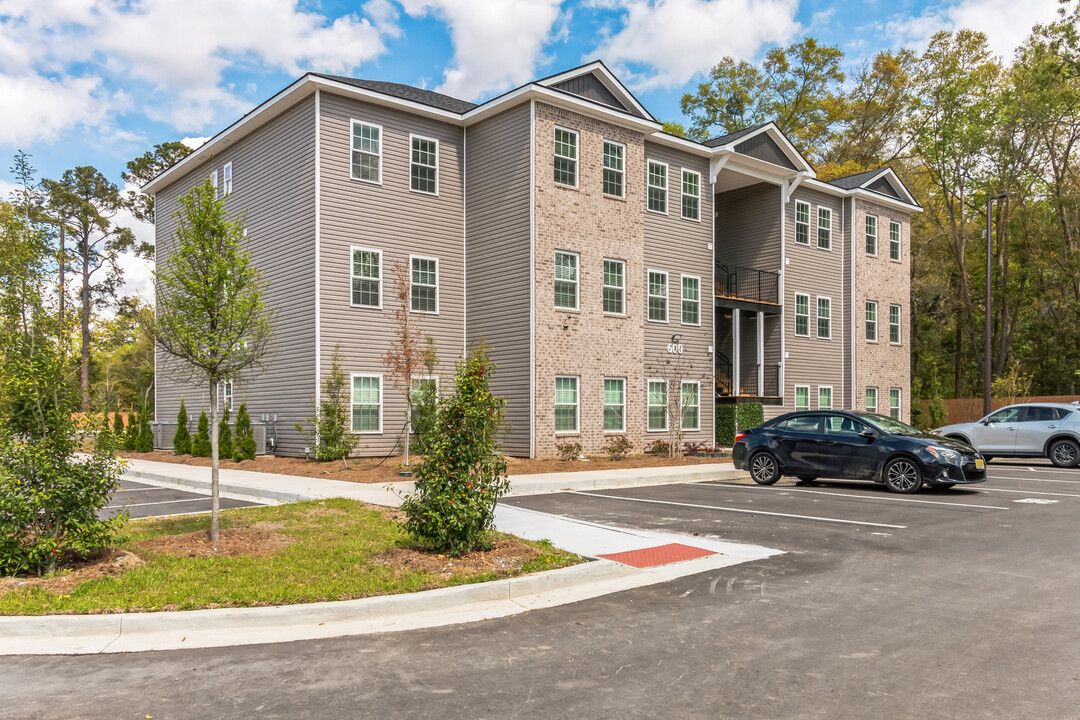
[[732, 411, 987, 493]]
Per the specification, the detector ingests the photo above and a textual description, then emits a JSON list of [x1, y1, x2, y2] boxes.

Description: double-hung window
[[410, 256, 438, 313], [223, 162, 233, 195], [647, 161, 667, 213], [795, 201, 810, 245], [554, 251, 578, 309], [410, 135, 438, 194], [795, 385, 810, 412], [865, 215, 878, 255], [890, 221, 901, 261], [890, 388, 902, 420], [681, 275, 700, 325], [681, 170, 700, 220], [647, 380, 667, 431], [817, 207, 831, 249], [866, 387, 878, 414], [603, 141, 624, 197], [681, 381, 700, 431], [604, 378, 626, 432], [555, 376, 579, 433], [554, 127, 578, 187], [865, 300, 878, 341], [889, 304, 901, 344], [351, 248, 381, 308], [352, 375, 382, 433], [222, 379, 233, 411], [648, 270, 668, 322], [818, 386, 833, 410], [351, 121, 382, 183], [603, 259, 625, 315], [795, 293, 810, 337], [817, 296, 831, 339]]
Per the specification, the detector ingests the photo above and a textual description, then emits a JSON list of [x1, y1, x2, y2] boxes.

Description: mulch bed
[[136, 526, 293, 558], [0, 549, 143, 595], [371, 538, 542, 580]]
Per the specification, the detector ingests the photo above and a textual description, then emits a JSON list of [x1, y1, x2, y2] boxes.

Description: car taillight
[[734, 431, 747, 443]]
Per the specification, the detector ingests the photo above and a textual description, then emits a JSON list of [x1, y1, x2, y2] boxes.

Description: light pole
[[984, 191, 1014, 417]]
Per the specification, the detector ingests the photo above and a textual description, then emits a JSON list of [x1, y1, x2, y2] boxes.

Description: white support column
[[757, 311, 765, 397], [732, 308, 741, 396]]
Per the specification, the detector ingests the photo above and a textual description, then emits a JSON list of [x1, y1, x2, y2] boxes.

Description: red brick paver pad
[[598, 543, 717, 568]]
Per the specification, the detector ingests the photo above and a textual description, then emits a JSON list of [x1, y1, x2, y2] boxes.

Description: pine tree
[[233, 402, 256, 461], [192, 410, 211, 457], [173, 399, 191, 455], [218, 406, 233, 461], [113, 410, 125, 444], [137, 404, 154, 452], [123, 407, 139, 451]]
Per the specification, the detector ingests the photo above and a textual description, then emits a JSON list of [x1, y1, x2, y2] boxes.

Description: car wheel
[[749, 452, 781, 485], [1049, 439, 1080, 468], [884, 457, 923, 494]]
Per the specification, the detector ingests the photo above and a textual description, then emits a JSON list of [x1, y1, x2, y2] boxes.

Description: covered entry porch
[[715, 263, 783, 405]]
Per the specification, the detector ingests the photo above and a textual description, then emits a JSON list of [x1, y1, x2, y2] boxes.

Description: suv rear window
[[1023, 406, 1058, 422]]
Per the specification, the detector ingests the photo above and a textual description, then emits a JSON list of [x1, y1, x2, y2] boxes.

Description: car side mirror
[[859, 430, 875, 439], [981, 419, 991, 426]]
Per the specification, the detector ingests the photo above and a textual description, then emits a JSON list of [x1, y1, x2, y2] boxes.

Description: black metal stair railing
[[715, 263, 780, 305]]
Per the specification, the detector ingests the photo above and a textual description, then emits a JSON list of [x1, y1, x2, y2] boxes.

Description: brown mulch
[[121, 450, 731, 484], [0, 549, 144, 595], [371, 538, 542, 580], [135, 526, 292, 558]]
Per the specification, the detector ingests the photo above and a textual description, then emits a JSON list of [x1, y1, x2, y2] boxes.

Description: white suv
[[933, 402, 1080, 468]]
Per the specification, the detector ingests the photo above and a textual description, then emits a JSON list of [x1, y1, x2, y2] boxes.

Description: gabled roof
[[826, 167, 919, 207], [703, 122, 771, 148], [534, 60, 655, 121], [704, 121, 813, 175], [311, 74, 477, 114]]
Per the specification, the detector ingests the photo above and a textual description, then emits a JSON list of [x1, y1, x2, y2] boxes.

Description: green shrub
[[112, 410, 125, 440], [603, 435, 632, 461], [295, 346, 359, 463], [217, 405, 233, 460], [645, 439, 670, 456], [400, 344, 510, 556], [135, 404, 154, 452], [173, 400, 191, 455], [715, 403, 764, 446], [555, 440, 582, 461], [233, 402, 256, 461], [123, 407, 139, 451], [192, 410, 211, 457], [411, 380, 439, 455]]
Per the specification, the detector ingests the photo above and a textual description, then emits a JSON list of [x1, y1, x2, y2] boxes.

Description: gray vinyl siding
[[734, 134, 797, 170], [783, 186, 845, 416], [714, 183, 781, 273], [154, 96, 317, 454], [551, 74, 636, 116], [318, 90, 466, 457], [465, 102, 533, 456], [842, 197, 854, 409], [643, 141, 714, 444]]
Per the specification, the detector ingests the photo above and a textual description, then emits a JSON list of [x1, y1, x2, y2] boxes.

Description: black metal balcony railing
[[717, 364, 781, 398], [715, 263, 780, 305]]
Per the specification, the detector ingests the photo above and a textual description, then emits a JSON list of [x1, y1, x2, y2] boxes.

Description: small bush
[[603, 435, 632, 461], [192, 410, 211, 457], [555, 440, 582, 461], [123, 407, 139, 452], [645, 439, 670, 456], [715, 403, 764, 446], [233, 402, 256, 461], [218, 405, 233, 460], [683, 440, 706, 456], [112, 410, 125, 440], [295, 346, 359, 463], [173, 400, 191, 455], [411, 380, 439, 455], [135, 405, 154, 452]]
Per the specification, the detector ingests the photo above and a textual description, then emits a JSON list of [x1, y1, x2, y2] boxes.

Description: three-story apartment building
[[146, 62, 919, 458]]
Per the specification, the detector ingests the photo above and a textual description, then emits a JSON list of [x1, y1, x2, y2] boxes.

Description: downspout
[[529, 99, 536, 459], [314, 89, 322, 436]]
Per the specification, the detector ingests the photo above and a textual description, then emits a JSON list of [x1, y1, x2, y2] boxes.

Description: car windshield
[[855, 412, 924, 436]]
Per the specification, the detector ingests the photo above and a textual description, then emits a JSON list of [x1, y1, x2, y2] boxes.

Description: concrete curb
[[507, 466, 747, 496], [0, 550, 776, 656], [124, 469, 319, 504]]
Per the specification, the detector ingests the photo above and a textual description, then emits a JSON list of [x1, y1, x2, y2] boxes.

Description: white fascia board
[[536, 61, 654, 120], [310, 76, 464, 123], [801, 177, 921, 213], [469, 84, 661, 134], [722, 152, 801, 186], [646, 131, 713, 157]]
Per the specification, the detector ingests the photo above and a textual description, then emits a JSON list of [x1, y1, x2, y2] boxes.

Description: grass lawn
[[0, 498, 583, 615]]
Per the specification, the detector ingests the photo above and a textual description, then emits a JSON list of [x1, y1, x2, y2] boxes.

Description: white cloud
[[397, 0, 564, 100], [0, 73, 111, 145], [587, 0, 801, 91], [885, 0, 1062, 59], [181, 137, 210, 151]]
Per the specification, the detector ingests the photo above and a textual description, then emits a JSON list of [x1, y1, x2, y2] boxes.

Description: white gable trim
[[536, 61, 654, 120], [711, 122, 814, 175]]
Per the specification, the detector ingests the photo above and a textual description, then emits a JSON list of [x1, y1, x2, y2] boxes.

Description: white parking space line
[[579, 492, 908, 529], [980, 488, 1080, 498], [105, 497, 212, 510], [702, 483, 1009, 510], [984, 476, 1080, 485]]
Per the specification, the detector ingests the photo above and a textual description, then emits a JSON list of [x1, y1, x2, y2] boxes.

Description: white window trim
[[350, 119, 383, 185], [865, 300, 878, 342], [890, 388, 902, 419], [866, 387, 879, 414], [794, 200, 811, 245], [794, 385, 811, 412], [647, 268, 669, 323], [603, 376, 627, 433], [681, 380, 701, 432], [865, 214, 878, 256], [408, 133, 440, 196], [409, 254, 439, 315], [889, 221, 902, 262], [646, 159, 669, 215], [221, 379, 233, 412], [646, 378, 668, 432], [680, 274, 701, 326], [554, 250, 580, 311], [602, 257, 626, 317], [350, 372, 383, 434], [680, 169, 701, 222], [350, 246, 383, 309], [794, 292, 810, 337], [554, 375, 580, 435], [889, 303, 902, 345], [554, 126, 579, 189], [222, 162, 232, 195], [816, 295, 832, 340], [817, 385, 833, 410], [602, 140, 626, 199], [817, 206, 832, 251]]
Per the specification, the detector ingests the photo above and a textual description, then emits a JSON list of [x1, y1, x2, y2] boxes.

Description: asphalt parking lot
[[99, 479, 263, 520]]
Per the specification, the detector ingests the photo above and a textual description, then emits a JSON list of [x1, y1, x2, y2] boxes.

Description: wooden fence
[[925, 395, 1080, 425]]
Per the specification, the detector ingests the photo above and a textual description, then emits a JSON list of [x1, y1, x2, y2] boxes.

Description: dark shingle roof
[[313, 74, 477, 114], [825, 167, 889, 189], [703, 122, 772, 147]]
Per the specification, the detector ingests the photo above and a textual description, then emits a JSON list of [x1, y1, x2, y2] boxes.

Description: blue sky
[[0, 0, 1063, 297]]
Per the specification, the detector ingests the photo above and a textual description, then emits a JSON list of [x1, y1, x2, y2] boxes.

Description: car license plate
[[975, 459, 985, 470]]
